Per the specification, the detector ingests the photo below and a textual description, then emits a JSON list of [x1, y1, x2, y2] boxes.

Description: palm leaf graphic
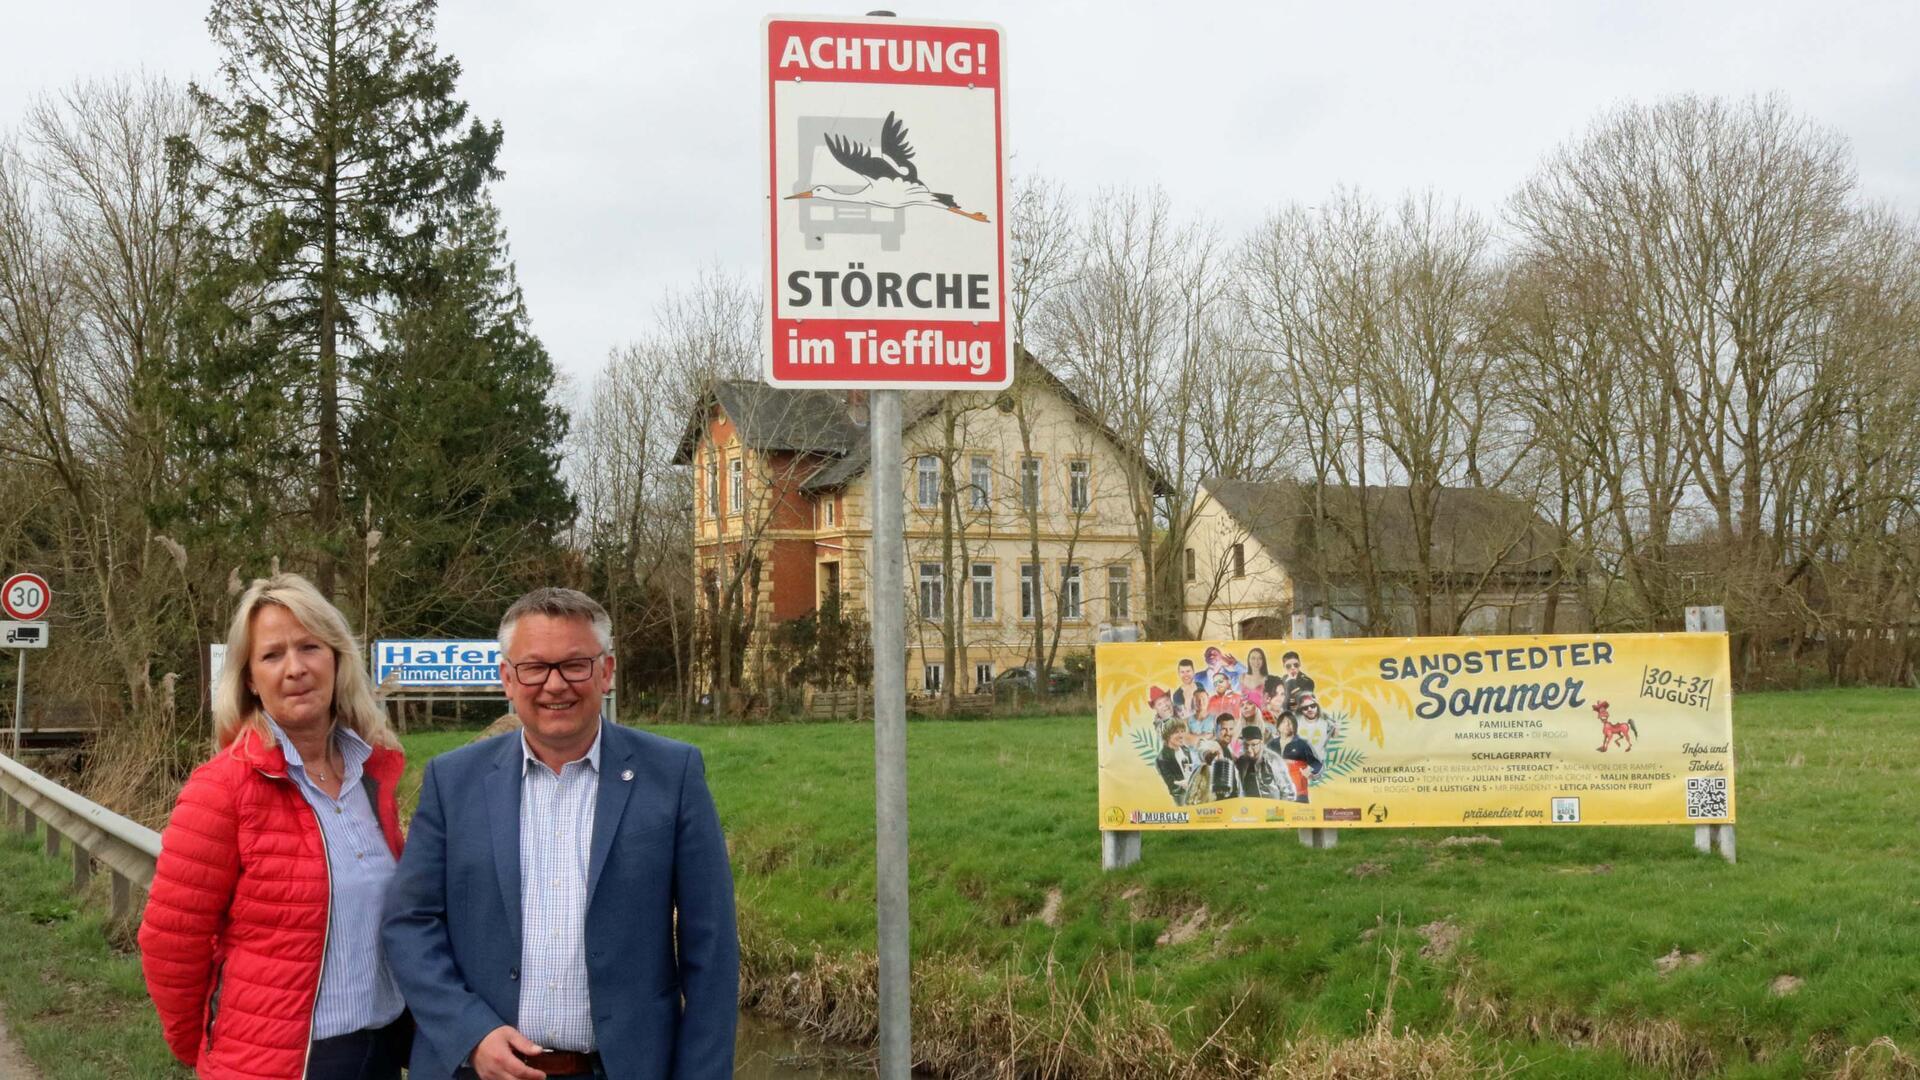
[[1310, 709, 1367, 784], [1106, 680, 1153, 743], [1131, 727, 1159, 767], [1314, 657, 1411, 747]]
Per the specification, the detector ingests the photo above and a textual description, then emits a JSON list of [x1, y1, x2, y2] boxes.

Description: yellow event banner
[[1096, 633, 1735, 831]]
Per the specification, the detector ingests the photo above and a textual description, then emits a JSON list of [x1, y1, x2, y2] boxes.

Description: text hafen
[[378, 642, 502, 666]]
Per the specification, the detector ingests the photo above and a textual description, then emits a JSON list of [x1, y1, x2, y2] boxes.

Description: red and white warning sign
[[1, 572, 50, 621], [763, 15, 1010, 389]]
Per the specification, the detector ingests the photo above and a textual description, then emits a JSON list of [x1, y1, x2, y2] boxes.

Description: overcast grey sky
[[6, 1, 1919, 396]]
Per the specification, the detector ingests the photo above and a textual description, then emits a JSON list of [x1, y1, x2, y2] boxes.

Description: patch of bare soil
[[1417, 919, 1464, 961], [1654, 948, 1704, 975], [1157, 905, 1210, 947], [1033, 888, 1063, 927], [0, 1001, 37, 1079]]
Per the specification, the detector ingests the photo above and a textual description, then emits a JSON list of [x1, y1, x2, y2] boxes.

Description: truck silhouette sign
[[6, 626, 41, 645]]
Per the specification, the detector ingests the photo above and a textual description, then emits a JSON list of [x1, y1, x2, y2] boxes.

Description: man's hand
[[472, 1025, 547, 1080]]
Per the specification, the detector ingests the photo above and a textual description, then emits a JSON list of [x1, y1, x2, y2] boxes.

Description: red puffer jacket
[[139, 726, 405, 1079]]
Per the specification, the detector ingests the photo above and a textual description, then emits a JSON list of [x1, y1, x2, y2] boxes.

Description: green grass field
[[2, 688, 1915, 1078], [629, 688, 1919, 1079], [0, 832, 188, 1079]]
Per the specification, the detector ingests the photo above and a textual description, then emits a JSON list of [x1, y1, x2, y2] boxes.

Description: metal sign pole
[[869, 388, 912, 1078], [12, 651, 23, 757], [763, 13, 1007, 1070]]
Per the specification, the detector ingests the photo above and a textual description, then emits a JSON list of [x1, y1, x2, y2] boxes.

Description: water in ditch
[[733, 1011, 874, 1079]]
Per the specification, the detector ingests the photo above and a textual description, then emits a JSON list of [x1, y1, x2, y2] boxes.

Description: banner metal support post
[[1294, 612, 1337, 849], [1685, 605, 1735, 863], [1694, 820, 1735, 862], [1099, 622, 1142, 871], [869, 387, 913, 1079]]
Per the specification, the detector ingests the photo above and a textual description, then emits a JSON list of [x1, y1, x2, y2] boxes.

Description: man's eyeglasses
[[505, 653, 606, 686]]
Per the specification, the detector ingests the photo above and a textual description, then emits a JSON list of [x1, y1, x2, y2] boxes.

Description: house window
[[1232, 542, 1245, 578], [823, 498, 836, 527], [923, 663, 944, 692], [969, 456, 992, 510], [821, 561, 841, 598], [1020, 563, 1038, 620], [971, 562, 995, 620], [1184, 547, 1196, 582], [706, 459, 718, 518], [1109, 565, 1130, 618], [1061, 565, 1083, 620], [974, 661, 994, 689], [1020, 457, 1041, 511], [917, 455, 940, 508], [729, 457, 743, 514], [918, 562, 944, 620], [1068, 460, 1091, 512]]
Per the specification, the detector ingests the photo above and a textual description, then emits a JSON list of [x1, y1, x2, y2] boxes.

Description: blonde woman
[[140, 573, 410, 1080]]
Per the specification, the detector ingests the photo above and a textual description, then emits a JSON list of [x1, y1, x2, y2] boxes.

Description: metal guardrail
[[0, 750, 160, 922]]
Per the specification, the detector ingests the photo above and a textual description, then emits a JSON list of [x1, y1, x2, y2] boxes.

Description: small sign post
[[3, 572, 52, 757], [1685, 605, 1734, 862], [1294, 613, 1338, 850], [764, 15, 1009, 1078]]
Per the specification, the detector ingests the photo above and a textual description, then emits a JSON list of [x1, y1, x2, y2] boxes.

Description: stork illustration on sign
[[786, 111, 990, 223]]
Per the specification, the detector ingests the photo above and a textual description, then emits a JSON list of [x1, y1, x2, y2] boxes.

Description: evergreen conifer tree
[[170, 0, 512, 597], [349, 199, 572, 637], [168, 0, 570, 624]]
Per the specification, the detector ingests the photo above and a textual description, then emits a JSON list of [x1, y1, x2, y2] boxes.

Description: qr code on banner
[[1686, 777, 1729, 819]]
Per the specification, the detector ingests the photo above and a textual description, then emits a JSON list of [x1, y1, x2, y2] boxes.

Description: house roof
[[671, 382, 870, 465], [674, 352, 1175, 496], [1204, 478, 1562, 579], [794, 392, 945, 492]]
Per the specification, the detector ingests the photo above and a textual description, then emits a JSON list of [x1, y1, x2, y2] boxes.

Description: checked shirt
[[516, 728, 602, 1051]]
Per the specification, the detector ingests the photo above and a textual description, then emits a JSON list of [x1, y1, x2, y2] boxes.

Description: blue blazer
[[382, 722, 738, 1079]]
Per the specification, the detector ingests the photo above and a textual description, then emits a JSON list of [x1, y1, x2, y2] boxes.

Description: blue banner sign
[[372, 639, 503, 689]]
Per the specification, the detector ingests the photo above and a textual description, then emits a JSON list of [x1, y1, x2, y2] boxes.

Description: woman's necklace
[[307, 728, 340, 782]]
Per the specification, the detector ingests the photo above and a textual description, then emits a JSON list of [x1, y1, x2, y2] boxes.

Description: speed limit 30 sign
[[2, 573, 51, 621]]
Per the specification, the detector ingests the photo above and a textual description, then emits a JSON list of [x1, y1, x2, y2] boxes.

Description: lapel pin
[[621, 769, 634, 782]]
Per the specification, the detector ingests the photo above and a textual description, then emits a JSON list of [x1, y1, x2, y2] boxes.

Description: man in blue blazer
[[384, 589, 737, 1079]]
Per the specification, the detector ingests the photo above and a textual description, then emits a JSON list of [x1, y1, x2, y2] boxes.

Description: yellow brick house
[[676, 356, 1167, 694]]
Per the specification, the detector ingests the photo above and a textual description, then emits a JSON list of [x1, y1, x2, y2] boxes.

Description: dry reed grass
[[741, 908, 1913, 1080], [1445, 960, 1720, 1076], [738, 919, 1521, 1080], [1275, 942, 1506, 1079], [1829, 1036, 1920, 1079], [81, 692, 197, 829]]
